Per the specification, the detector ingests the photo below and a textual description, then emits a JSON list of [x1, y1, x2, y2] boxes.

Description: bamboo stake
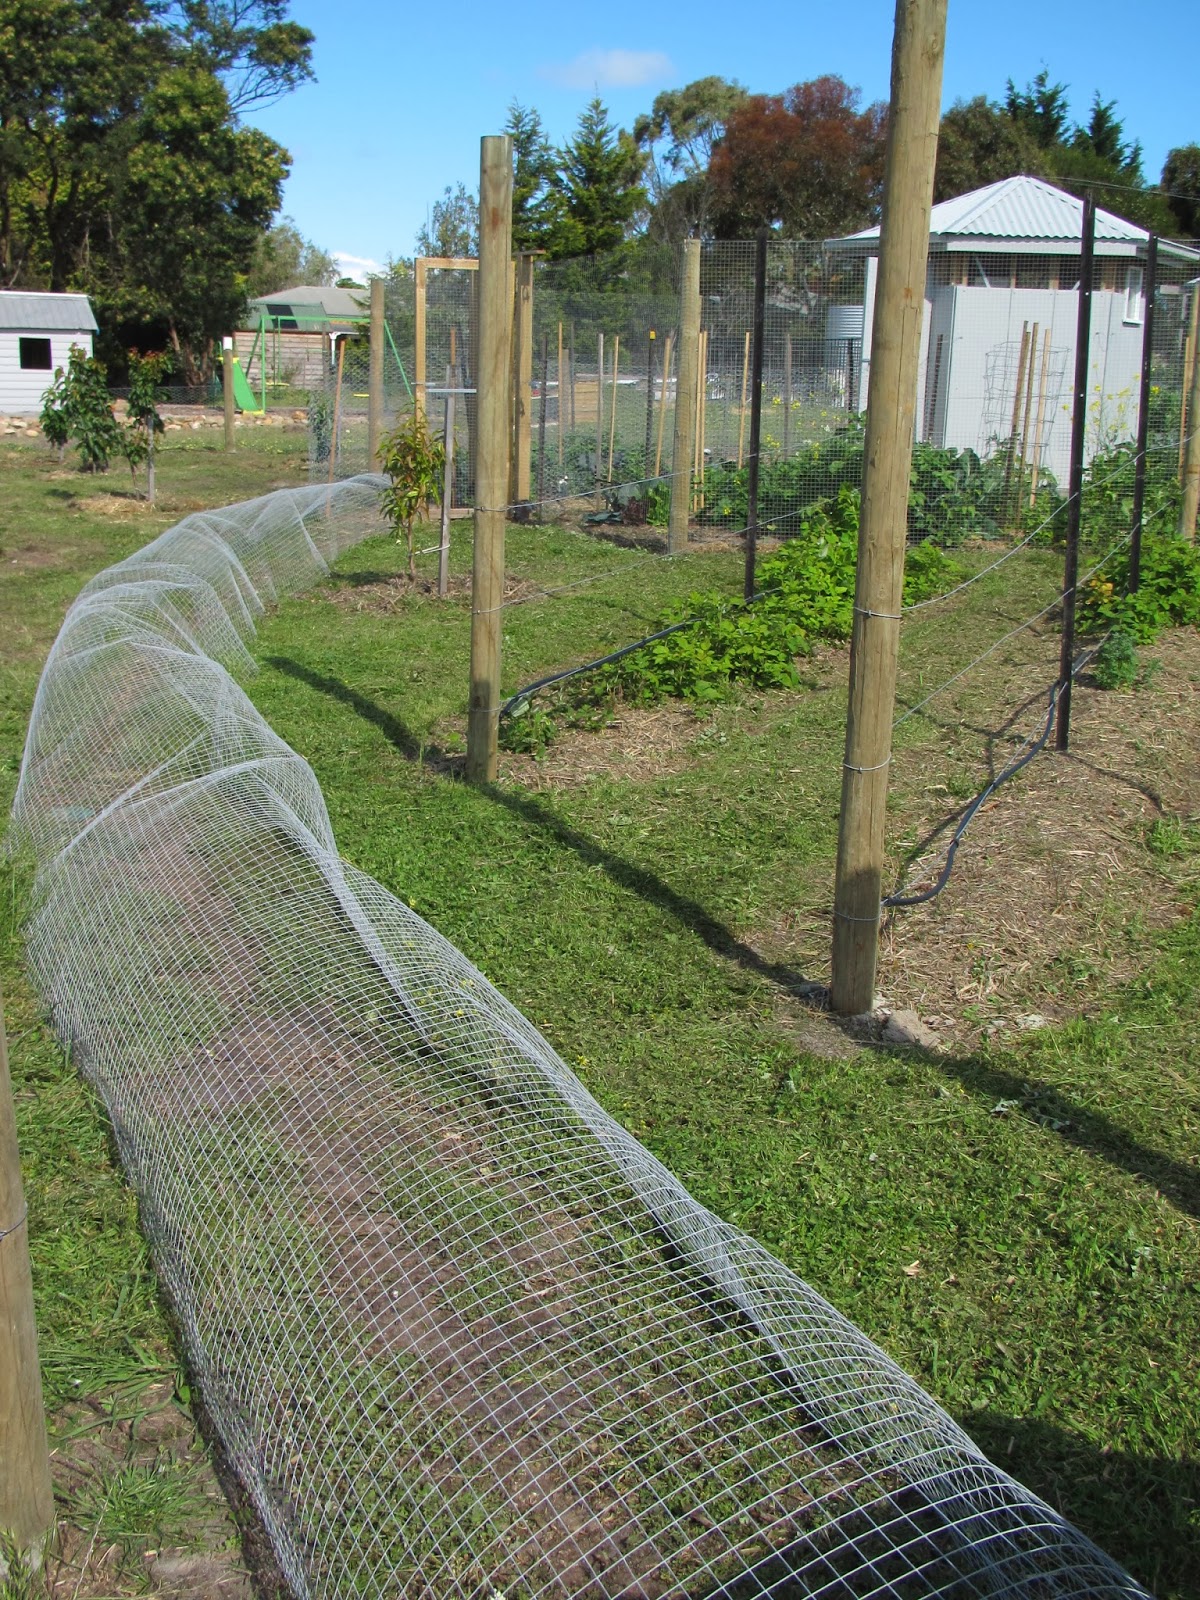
[[668, 239, 701, 552], [465, 134, 513, 784], [0, 979, 56, 1569], [654, 333, 673, 477], [1029, 327, 1052, 509], [326, 336, 345, 487], [513, 253, 534, 501], [569, 323, 576, 433], [830, 0, 948, 1016], [1001, 321, 1031, 522], [1180, 288, 1199, 481], [607, 334, 620, 481], [1014, 321, 1039, 523], [737, 328, 751, 468], [557, 321, 564, 467]]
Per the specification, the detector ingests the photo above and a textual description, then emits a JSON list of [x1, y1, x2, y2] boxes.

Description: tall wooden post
[[466, 135, 513, 784], [414, 258, 427, 419], [1180, 287, 1200, 541], [1055, 192, 1096, 752], [512, 253, 535, 503], [745, 227, 768, 601], [1130, 236, 1158, 587], [222, 336, 235, 451], [669, 238, 701, 553], [368, 276, 385, 468], [594, 331, 605, 491], [439, 365, 454, 599], [830, 0, 948, 1017], [0, 981, 55, 1569], [1179, 287, 1199, 478]]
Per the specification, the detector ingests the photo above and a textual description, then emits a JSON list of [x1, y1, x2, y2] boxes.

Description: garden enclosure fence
[[9, 475, 1151, 1597], [312, 233, 1200, 554]]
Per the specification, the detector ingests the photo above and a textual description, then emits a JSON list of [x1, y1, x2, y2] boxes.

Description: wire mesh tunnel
[[10, 476, 1149, 1599]]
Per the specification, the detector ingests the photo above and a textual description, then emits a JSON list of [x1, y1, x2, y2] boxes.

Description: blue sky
[[247, 0, 1200, 278]]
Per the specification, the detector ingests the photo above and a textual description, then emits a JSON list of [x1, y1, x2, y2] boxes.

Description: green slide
[[231, 357, 262, 414]]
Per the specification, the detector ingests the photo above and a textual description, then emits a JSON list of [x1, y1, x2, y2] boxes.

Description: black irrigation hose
[[499, 616, 699, 720], [882, 640, 1104, 910]]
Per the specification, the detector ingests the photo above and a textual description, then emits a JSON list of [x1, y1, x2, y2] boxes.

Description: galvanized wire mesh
[[10, 474, 1149, 1598]]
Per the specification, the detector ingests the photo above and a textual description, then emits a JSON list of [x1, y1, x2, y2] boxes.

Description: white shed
[[828, 177, 1199, 486], [0, 291, 98, 415]]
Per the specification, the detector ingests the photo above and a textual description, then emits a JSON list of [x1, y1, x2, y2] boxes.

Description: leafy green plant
[[1077, 535, 1200, 642], [39, 368, 70, 462], [1091, 629, 1139, 690], [309, 393, 333, 463], [501, 487, 962, 753], [380, 410, 446, 579], [124, 350, 172, 502]]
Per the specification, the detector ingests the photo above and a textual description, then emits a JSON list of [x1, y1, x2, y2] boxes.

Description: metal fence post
[[1130, 235, 1158, 589], [745, 227, 768, 601], [368, 276, 385, 469], [1055, 191, 1096, 752]]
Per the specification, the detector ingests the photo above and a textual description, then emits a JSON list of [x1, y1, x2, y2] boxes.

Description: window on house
[[1124, 265, 1145, 324], [19, 337, 53, 370]]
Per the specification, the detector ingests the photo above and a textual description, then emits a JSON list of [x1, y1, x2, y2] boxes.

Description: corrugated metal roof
[[252, 284, 367, 319], [0, 291, 98, 331], [834, 175, 1154, 248]]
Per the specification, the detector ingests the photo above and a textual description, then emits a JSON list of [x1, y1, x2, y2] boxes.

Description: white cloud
[[540, 48, 673, 91], [334, 250, 383, 280]]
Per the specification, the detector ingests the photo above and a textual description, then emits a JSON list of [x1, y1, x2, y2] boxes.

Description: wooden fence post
[[830, 0, 948, 1017], [368, 276, 385, 468], [669, 238, 701, 554], [1129, 236, 1158, 588], [466, 135, 513, 784], [222, 336, 235, 451], [0, 980, 55, 1570], [414, 257, 428, 419], [1180, 286, 1200, 541]]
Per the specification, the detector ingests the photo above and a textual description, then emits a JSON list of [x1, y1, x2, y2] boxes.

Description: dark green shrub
[[1077, 535, 1200, 642]]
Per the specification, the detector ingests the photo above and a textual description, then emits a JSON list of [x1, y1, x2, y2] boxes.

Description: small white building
[[828, 176, 1199, 485], [0, 291, 98, 414]]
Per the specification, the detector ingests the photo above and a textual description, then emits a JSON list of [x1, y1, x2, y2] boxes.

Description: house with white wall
[[0, 291, 98, 414], [828, 176, 1198, 486]]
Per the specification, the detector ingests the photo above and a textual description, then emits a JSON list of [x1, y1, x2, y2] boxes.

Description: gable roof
[[831, 175, 1198, 259], [0, 291, 98, 332], [251, 284, 368, 320]]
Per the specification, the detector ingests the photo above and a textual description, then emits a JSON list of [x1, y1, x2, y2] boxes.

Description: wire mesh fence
[[10, 475, 1154, 1599]]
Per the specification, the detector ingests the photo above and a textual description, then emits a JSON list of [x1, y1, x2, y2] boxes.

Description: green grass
[[244, 526, 1199, 1597], [2, 436, 1198, 1596]]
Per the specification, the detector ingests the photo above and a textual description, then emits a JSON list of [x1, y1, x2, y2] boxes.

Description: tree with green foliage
[[550, 98, 646, 261], [43, 344, 123, 472], [124, 349, 172, 501], [415, 182, 477, 258], [1162, 146, 1200, 237], [506, 101, 561, 253], [935, 97, 1045, 202], [633, 76, 747, 240], [380, 410, 445, 579], [1004, 69, 1071, 149], [248, 217, 337, 295], [0, 0, 305, 373]]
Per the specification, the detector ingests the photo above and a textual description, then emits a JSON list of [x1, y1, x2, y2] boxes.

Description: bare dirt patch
[[875, 629, 1200, 1047], [41, 1380, 258, 1600], [323, 570, 538, 614], [74, 493, 157, 521], [500, 701, 708, 788]]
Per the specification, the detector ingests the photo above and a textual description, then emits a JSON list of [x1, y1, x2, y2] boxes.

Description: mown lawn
[[2, 438, 1198, 1598]]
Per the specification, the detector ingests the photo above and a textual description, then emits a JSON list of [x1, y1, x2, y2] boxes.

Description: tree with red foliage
[[708, 76, 887, 239]]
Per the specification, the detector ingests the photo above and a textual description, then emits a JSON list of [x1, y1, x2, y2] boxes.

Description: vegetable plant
[[380, 410, 446, 579]]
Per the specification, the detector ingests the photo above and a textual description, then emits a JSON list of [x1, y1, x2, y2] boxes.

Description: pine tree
[[505, 102, 561, 253], [551, 99, 646, 260]]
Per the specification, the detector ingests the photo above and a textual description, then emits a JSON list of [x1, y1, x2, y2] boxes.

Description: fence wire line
[[892, 522, 1143, 732], [10, 474, 1150, 1599]]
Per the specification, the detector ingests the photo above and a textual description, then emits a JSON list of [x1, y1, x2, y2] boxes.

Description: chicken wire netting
[[10, 475, 1147, 1600]]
